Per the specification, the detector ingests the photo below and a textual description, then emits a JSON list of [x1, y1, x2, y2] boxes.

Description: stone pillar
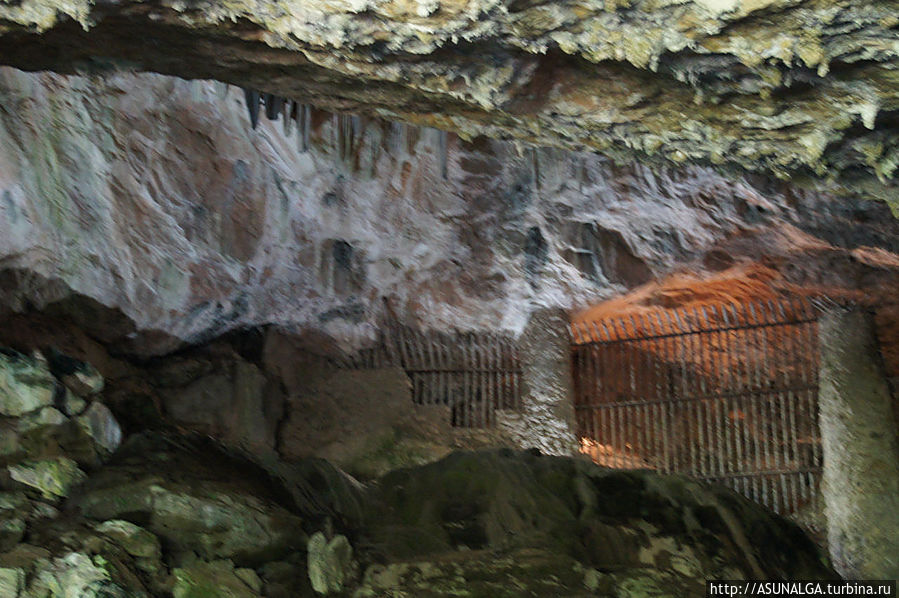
[[508, 307, 578, 456], [818, 308, 899, 580]]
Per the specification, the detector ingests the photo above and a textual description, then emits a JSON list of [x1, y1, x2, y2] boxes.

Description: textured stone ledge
[[0, 0, 896, 209]]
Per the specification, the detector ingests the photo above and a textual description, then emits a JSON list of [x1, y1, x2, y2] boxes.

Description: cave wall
[[0, 0, 896, 211], [2, 67, 897, 355]]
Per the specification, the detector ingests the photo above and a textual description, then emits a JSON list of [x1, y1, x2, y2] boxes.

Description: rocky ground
[[1, 348, 838, 597]]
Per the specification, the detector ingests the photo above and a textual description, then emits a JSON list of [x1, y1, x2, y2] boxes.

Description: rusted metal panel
[[343, 324, 522, 429], [571, 297, 823, 516]]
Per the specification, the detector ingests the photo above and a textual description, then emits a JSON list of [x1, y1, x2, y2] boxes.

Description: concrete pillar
[[818, 308, 899, 580], [509, 308, 578, 456]]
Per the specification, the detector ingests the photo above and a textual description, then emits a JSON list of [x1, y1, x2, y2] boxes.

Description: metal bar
[[641, 313, 660, 470], [696, 466, 822, 479], [654, 311, 671, 474], [628, 314, 642, 467], [572, 316, 818, 348], [741, 302, 769, 507], [670, 308, 693, 474], [694, 306, 711, 478], [607, 319, 622, 467], [487, 334, 497, 423], [479, 337, 489, 427]]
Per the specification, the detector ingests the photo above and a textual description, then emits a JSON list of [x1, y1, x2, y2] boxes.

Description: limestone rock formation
[[1, 68, 896, 355], [0, 349, 122, 501], [0, 424, 837, 597], [0, 0, 896, 208]]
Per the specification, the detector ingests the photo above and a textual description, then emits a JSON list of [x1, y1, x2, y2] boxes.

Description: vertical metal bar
[[624, 319, 635, 468], [431, 333, 438, 411], [411, 331, 422, 403], [457, 332, 466, 428], [692, 306, 710, 479], [721, 306, 764, 503], [629, 314, 645, 467], [514, 338, 523, 412], [716, 304, 743, 499], [745, 303, 763, 505], [751, 301, 781, 511], [801, 301, 820, 509], [591, 322, 602, 415], [581, 332, 592, 443], [488, 334, 497, 423], [736, 302, 763, 507], [782, 312, 801, 512], [609, 318, 624, 467], [606, 319, 622, 467], [654, 311, 670, 473], [695, 306, 709, 479], [778, 300, 807, 507], [594, 322, 608, 459], [698, 307, 721, 482], [670, 308, 692, 474], [465, 332, 478, 428], [641, 313, 659, 470], [806, 300, 823, 500], [480, 336, 489, 427], [662, 309, 678, 472]]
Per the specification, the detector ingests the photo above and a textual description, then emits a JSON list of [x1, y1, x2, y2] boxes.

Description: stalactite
[[189, 79, 203, 103], [264, 94, 283, 121], [337, 113, 357, 168], [438, 129, 449, 180], [242, 88, 261, 129], [214, 81, 229, 101], [388, 121, 404, 155], [300, 104, 311, 152], [331, 113, 339, 159], [283, 101, 296, 137]]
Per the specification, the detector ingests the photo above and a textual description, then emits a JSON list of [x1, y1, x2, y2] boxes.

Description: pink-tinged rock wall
[[0, 68, 897, 355]]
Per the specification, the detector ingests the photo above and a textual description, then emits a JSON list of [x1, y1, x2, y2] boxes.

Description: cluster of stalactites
[[241, 87, 449, 178], [242, 88, 312, 151]]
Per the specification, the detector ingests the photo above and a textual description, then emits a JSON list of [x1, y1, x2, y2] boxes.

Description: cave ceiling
[[0, 0, 896, 211]]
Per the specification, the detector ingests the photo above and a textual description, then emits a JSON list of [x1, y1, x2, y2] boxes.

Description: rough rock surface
[[74, 433, 307, 566], [1, 68, 897, 354], [0, 0, 896, 206], [0, 349, 121, 499], [0, 427, 837, 597], [0, 343, 842, 595]]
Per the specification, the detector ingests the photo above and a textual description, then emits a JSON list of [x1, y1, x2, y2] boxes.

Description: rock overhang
[[0, 0, 896, 213]]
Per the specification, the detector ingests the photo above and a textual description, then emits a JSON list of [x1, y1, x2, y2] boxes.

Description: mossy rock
[[172, 560, 261, 598]]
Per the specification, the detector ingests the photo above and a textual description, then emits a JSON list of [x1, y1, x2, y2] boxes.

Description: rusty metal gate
[[344, 326, 523, 428], [570, 297, 822, 515]]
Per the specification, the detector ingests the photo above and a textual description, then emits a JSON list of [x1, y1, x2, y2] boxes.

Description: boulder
[[360, 450, 836, 582], [17, 407, 67, 433], [307, 532, 354, 595], [75, 434, 306, 565], [79, 478, 305, 565], [0, 351, 56, 418], [7, 458, 86, 499], [44, 349, 105, 398], [0, 517, 25, 552], [93, 520, 161, 561], [26, 551, 132, 598], [280, 366, 452, 479], [60, 391, 87, 417], [75, 403, 122, 456], [172, 560, 263, 598], [0, 567, 25, 598]]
